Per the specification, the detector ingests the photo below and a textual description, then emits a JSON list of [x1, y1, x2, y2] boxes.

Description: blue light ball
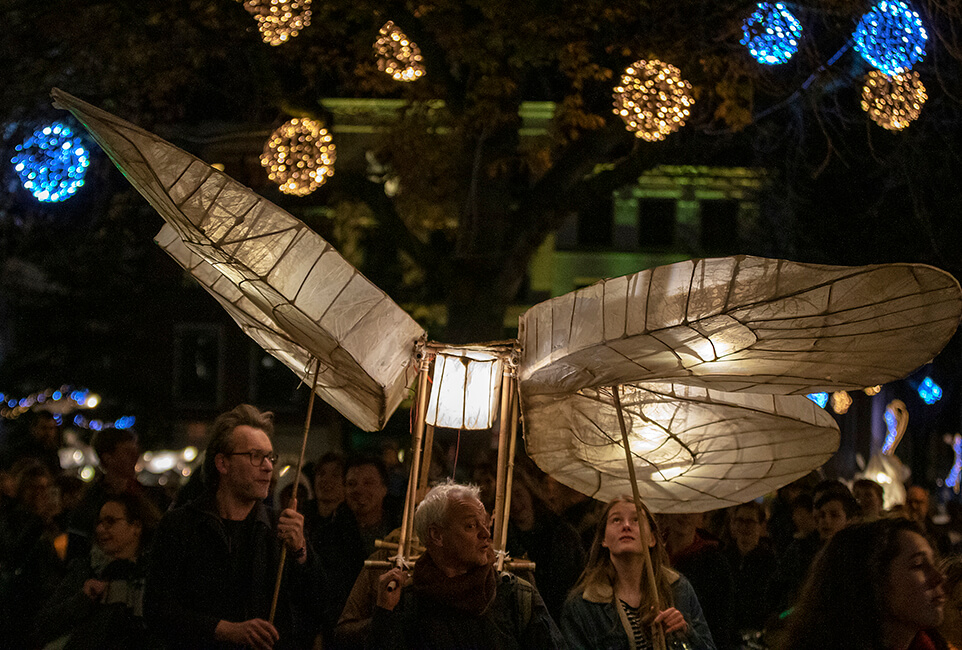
[[741, 2, 803, 65], [11, 122, 90, 203], [853, 0, 927, 76]]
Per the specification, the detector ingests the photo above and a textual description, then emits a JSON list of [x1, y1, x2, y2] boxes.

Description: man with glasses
[[145, 404, 320, 649]]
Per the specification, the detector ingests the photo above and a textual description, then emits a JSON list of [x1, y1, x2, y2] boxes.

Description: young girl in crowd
[[561, 497, 716, 650], [778, 517, 948, 650]]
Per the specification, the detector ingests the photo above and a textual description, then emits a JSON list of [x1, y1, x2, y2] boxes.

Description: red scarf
[[413, 552, 498, 616], [908, 631, 939, 650]]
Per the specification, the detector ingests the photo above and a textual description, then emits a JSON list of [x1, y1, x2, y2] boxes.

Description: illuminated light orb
[[11, 123, 90, 203], [260, 118, 335, 196], [612, 59, 694, 142], [831, 390, 853, 415], [864, 385, 882, 395], [860, 69, 927, 131], [853, 0, 927, 76], [741, 2, 803, 65], [240, 0, 312, 46], [946, 434, 962, 491], [918, 376, 942, 404], [375, 21, 426, 82], [806, 392, 829, 408]]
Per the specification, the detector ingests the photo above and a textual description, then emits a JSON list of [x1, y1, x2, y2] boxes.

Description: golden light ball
[[613, 59, 694, 142], [241, 0, 312, 46], [375, 21, 426, 82], [860, 69, 926, 131], [260, 118, 335, 196]]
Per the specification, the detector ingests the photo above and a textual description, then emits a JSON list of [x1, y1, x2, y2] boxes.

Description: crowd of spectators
[[2, 407, 962, 649]]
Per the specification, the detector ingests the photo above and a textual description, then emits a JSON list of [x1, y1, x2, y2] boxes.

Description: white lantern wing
[[54, 89, 425, 431], [524, 383, 839, 513], [520, 256, 961, 396], [519, 256, 962, 512]]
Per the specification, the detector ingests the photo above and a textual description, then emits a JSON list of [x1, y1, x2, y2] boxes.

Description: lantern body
[[426, 350, 503, 429]]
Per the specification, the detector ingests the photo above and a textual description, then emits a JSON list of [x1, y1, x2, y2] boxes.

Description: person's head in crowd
[[95, 492, 160, 561], [939, 555, 962, 647], [312, 451, 345, 517], [658, 511, 703, 555], [203, 404, 276, 510], [92, 427, 141, 487], [26, 410, 60, 450], [781, 517, 946, 650], [853, 478, 886, 520], [906, 485, 932, 525], [509, 470, 546, 532], [469, 460, 497, 512], [574, 497, 674, 624], [789, 493, 816, 538], [12, 458, 59, 521], [414, 481, 493, 576], [815, 489, 859, 542], [729, 501, 766, 555], [278, 480, 310, 514], [344, 455, 389, 527]]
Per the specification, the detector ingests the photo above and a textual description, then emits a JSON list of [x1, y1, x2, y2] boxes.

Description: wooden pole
[[612, 384, 666, 650], [269, 360, 321, 623], [497, 375, 520, 571], [400, 356, 432, 561], [417, 424, 435, 502], [491, 364, 514, 565]]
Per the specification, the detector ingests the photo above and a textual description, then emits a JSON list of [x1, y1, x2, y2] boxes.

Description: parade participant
[[369, 481, 565, 649], [561, 497, 716, 650], [144, 404, 319, 650], [723, 501, 776, 638], [35, 493, 161, 648], [779, 517, 948, 650], [853, 479, 886, 521], [938, 555, 962, 649]]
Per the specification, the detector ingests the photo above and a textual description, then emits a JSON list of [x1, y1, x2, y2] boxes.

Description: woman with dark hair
[[561, 496, 716, 650], [35, 492, 161, 649], [778, 517, 948, 650]]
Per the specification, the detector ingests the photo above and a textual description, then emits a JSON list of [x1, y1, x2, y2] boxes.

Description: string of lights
[[0, 385, 135, 431]]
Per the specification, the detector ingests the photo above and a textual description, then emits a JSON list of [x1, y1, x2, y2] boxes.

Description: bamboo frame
[[612, 384, 666, 650], [269, 360, 321, 623]]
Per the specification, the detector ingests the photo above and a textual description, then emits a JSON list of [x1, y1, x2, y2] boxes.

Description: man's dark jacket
[[144, 494, 321, 649]]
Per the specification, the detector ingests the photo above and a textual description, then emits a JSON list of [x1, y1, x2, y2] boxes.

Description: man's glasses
[[228, 450, 278, 467]]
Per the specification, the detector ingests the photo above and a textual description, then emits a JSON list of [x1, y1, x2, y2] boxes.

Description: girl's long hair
[[570, 496, 674, 624], [778, 517, 941, 650]]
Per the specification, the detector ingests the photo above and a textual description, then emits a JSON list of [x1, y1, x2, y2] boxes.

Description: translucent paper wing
[[524, 383, 839, 513], [520, 256, 962, 512], [520, 256, 961, 396], [156, 226, 403, 430], [54, 89, 425, 431]]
